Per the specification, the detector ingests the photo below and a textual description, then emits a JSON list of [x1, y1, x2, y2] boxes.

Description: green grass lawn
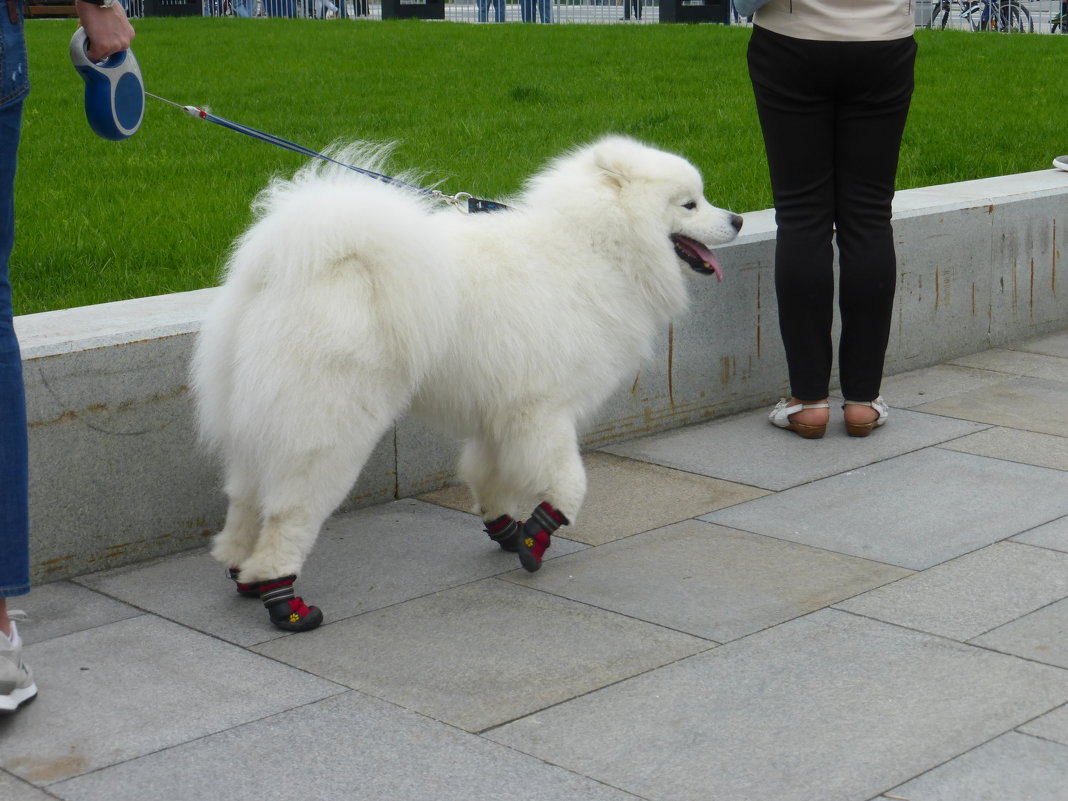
[[12, 19, 1066, 314]]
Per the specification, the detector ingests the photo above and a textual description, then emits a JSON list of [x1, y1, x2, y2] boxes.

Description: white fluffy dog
[[192, 135, 741, 631]]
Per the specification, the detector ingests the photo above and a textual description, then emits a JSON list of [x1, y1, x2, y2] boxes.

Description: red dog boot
[[516, 502, 568, 572], [484, 514, 521, 552], [258, 575, 324, 632], [227, 567, 261, 598]]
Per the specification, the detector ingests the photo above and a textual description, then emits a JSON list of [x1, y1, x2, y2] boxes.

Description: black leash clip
[[467, 197, 509, 214], [447, 192, 509, 214]]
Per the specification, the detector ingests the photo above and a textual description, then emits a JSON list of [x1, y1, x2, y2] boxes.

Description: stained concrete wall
[[16, 168, 1068, 583]]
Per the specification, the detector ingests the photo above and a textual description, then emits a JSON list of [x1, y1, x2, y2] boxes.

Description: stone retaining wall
[[17, 168, 1068, 582]]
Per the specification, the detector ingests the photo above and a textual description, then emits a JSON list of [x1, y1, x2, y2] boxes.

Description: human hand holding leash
[[74, 0, 134, 62]]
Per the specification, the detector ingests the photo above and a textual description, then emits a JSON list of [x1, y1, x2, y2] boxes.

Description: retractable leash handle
[[69, 27, 145, 141]]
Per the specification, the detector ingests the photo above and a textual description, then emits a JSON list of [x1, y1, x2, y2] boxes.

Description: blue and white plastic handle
[[69, 27, 144, 141]]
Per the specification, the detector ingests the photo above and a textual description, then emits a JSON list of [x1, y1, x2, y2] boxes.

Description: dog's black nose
[[731, 214, 744, 232]]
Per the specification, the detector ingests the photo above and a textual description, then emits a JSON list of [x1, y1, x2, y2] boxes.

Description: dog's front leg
[[514, 502, 570, 572], [496, 416, 587, 573]]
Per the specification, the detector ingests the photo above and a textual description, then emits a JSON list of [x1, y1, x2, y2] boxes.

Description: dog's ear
[[591, 136, 642, 192], [598, 166, 626, 192]]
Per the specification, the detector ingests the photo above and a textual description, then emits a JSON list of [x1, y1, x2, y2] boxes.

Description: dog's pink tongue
[[693, 241, 724, 282], [705, 253, 724, 282]]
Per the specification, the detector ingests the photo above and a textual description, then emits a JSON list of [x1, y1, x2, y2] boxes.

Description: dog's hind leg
[[210, 462, 266, 597], [216, 505, 264, 598], [240, 467, 357, 632], [238, 407, 401, 632]]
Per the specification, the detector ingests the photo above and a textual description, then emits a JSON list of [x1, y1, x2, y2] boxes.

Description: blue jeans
[[477, 0, 505, 21], [0, 10, 30, 599], [520, 0, 550, 22], [261, 0, 295, 15]]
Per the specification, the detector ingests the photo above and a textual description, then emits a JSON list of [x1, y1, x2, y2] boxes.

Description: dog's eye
[[682, 201, 697, 210]]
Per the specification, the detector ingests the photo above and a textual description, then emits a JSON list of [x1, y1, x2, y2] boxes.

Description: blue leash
[[71, 27, 506, 212], [146, 92, 509, 214]]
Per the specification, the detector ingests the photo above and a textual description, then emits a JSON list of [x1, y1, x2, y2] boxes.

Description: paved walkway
[[3, 330, 1068, 801]]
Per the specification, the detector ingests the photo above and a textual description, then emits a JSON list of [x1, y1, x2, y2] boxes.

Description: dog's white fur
[[192, 135, 740, 584]]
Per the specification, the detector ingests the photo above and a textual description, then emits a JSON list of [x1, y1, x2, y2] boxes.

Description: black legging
[[748, 26, 916, 402]]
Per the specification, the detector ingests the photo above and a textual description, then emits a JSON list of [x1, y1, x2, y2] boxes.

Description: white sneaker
[[0, 620, 38, 712]]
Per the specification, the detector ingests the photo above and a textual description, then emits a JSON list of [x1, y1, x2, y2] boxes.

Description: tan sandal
[[769, 399, 830, 439], [842, 396, 889, 437]]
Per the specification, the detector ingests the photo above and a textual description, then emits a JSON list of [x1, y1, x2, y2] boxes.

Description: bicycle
[[961, 0, 1033, 32]]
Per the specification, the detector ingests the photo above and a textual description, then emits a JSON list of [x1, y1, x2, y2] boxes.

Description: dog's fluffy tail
[[191, 142, 460, 458]]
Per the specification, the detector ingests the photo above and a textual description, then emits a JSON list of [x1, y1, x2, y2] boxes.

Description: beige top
[[754, 0, 916, 42]]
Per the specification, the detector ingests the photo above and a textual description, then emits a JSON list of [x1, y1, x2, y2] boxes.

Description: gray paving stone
[[602, 407, 985, 491], [971, 597, 1068, 669], [254, 578, 709, 733], [950, 348, 1068, 381], [914, 375, 1068, 437], [880, 364, 1011, 409], [1015, 515, 1068, 553], [1017, 330, 1068, 358], [486, 610, 1068, 801], [836, 542, 1068, 641], [0, 616, 343, 786], [77, 547, 281, 647], [12, 337, 1068, 801], [939, 426, 1068, 471], [0, 772, 53, 801], [77, 499, 585, 647], [888, 732, 1068, 801], [13, 581, 140, 645], [50, 693, 643, 801], [504, 519, 911, 642], [421, 452, 770, 546], [1020, 704, 1068, 747], [704, 449, 1068, 570]]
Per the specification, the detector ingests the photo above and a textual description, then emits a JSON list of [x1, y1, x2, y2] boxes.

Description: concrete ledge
[[17, 169, 1068, 582]]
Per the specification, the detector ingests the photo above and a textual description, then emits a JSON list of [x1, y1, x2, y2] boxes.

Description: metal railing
[[123, 0, 736, 23], [115, 0, 1068, 29], [197, 0, 674, 22]]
